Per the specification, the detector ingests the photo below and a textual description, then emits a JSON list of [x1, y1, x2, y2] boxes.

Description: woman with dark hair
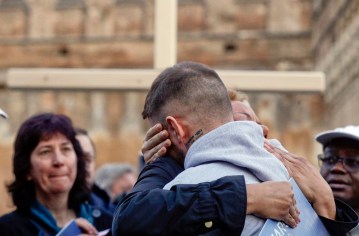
[[0, 113, 112, 235]]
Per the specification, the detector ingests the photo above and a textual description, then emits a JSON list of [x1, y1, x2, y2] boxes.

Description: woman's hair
[[7, 113, 90, 211]]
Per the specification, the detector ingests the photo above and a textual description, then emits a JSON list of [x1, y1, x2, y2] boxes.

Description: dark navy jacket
[[112, 156, 358, 236], [90, 184, 117, 214], [112, 157, 247, 235]]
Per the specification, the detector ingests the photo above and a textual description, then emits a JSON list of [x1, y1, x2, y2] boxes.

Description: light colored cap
[[315, 125, 359, 146], [0, 108, 8, 119]]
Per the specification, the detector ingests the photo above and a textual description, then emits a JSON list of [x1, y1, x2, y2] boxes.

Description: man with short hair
[[142, 61, 299, 235], [112, 63, 358, 235], [113, 63, 299, 236], [316, 126, 359, 235]]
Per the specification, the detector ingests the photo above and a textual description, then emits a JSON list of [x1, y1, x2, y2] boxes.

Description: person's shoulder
[[0, 210, 36, 235], [319, 199, 359, 236], [129, 156, 184, 192], [147, 156, 184, 174], [140, 157, 183, 181], [0, 210, 26, 223], [91, 206, 113, 232], [334, 199, 359, 224]]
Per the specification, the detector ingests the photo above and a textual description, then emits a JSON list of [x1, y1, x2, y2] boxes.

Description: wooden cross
[[5, 0, 325, 93]]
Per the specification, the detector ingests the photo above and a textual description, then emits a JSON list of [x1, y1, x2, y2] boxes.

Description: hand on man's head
[[142, 123, 171, 164]]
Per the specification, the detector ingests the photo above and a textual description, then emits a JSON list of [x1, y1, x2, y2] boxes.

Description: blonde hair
[[227, 89, 249, 103]]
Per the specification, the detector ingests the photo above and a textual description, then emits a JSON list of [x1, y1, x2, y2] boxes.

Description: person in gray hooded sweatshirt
[[164, 122, 291, 235], [142, 61, 303, 235], [142, 69, 356, 235]]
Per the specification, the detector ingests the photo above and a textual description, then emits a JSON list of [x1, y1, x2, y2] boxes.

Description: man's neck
[[185, 129, 204, 149], [168, 149, 185, 167]]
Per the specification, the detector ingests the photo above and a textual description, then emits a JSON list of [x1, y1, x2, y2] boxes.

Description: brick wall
[[0, 0, 342, 214]]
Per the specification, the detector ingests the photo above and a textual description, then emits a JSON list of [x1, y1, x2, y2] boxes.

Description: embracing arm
[[113, 125, 298, 235], [265, 141, 359, 234], [112, 175, 247, 236], [265, 141, 336, 218], [112, 158, 299, 235]]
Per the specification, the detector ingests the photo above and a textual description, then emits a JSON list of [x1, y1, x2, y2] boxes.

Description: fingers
[[282, 199, 300, 228], [144, 123, 163, 142], [264, 139, 301, 165], [264, 141, 274, 153], [263, 139, 273, 150], [271, 145, 297, 163], [75, 218, 98, 235], [289, 197, 300, 225], [264, 143, 297, 177], [283, 212, 297, 228], [146, 147, 165, 164], [141, 123, 171, 163], [142, 129, 169, 152], [264, 142, 286, 165], [145, 139, 171, 164], [142, 133, 171, 163]]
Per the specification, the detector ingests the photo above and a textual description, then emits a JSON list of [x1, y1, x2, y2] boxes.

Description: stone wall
[[0, 0, 339, 214], [0, 0, 314, 69], [312, 0, 359, 128]]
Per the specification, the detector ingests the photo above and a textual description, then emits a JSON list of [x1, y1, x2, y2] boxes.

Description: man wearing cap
[[316, 126, 359, 235]]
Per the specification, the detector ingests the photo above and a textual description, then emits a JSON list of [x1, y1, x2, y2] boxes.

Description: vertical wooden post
[[154, 0, 177, 69]]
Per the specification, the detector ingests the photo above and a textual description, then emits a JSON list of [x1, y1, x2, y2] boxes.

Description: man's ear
[[165, 116, 187, 145]]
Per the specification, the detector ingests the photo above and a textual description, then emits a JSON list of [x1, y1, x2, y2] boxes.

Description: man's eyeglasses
[[318, 154, 359, 172]]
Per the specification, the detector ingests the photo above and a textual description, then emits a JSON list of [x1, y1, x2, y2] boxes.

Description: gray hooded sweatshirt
[[164, 121, 290, 236]]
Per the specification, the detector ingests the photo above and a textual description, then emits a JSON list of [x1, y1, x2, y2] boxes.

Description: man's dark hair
[[7, 113, 90, 212], [142, 61, 232, 126]]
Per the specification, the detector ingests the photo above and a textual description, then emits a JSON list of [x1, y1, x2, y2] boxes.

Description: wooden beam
[[6, 68, 325, 92], [154, 0, 177, 69], [218, 70, 325, 92]]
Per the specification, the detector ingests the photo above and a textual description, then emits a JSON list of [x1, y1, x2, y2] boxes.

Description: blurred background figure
[[75, 128, 115, 214], [316, 125, 359, 236], [75, 128, 96, 186], [0, 113, 112, 235], [94, 163, 137, 205]]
